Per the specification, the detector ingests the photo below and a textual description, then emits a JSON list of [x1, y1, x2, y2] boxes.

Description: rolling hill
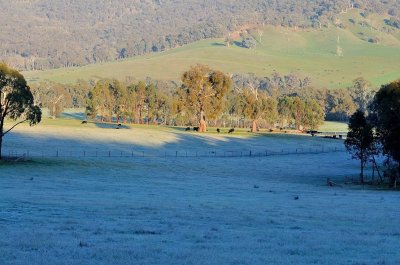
[[24, 10, 400, 89]]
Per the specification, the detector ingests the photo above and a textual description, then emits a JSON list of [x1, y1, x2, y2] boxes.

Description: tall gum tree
[[180, 65, 231, 132], [0, 63, 41, 159], [370, 79, 400, 183], [239, 89, 277, 132], [345, 110, 374, 183]]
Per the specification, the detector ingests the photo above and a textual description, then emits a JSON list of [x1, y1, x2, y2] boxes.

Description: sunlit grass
[[24, 19, 400, 89]]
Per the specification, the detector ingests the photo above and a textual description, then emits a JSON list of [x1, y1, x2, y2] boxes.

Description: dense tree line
[[1, 0, 398, 70], [32, 68, 376, 130], [83, 67, 325, 132]]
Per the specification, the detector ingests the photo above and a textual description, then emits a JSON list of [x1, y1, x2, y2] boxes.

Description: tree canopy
[[179, 65, 232, 132], [344, 110, 375, 183], [369, 79, 400, 182], [0, 63, 41, 159]]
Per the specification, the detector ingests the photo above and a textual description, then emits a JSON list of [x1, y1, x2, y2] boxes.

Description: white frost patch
[[0, 125, 399, 265]]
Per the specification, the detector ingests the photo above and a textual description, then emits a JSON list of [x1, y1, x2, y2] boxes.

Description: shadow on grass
[[61, 112, 86, 120], [210, 42, 226, 47], [4, 123, 346, 161]]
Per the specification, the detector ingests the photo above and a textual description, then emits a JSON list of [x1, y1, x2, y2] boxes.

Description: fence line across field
[[6, 146, 347, 160]]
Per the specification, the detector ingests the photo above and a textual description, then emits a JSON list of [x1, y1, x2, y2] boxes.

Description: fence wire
[[4, 146, 347, 160]]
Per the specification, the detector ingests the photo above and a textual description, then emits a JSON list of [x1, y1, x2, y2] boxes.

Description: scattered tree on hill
[[345, 110, 375, 183], [369, 80, 400, 185], [179, 65, 232, 132], [0, 63, 41, 159], [241, 37, 257, 49]]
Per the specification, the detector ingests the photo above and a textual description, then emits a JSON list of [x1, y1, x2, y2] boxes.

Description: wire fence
[[4, 146, 347, 160]]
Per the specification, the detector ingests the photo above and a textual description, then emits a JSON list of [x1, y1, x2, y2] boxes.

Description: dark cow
[[216, 128, 220, 133], [185, 127, 191, 131], [228, 128, 235, 134], [81, 120, 88, 124], [193, 127, 199, 132]]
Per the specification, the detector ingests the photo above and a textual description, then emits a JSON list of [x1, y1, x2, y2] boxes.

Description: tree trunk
[[0, 124, 3, 160], [52, 104, 56, 119], [199, 111, 206, 133], [252, 120, 257, 133], [360, 159, 364, 184]]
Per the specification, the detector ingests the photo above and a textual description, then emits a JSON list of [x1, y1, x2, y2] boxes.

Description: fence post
[[84, 151, 86, 157], [142, 151, 145, 157], [56, 150, 59, 157], [265, 150, 268, 156], [250, 151, 252, 157], [109, 151, 111, 157], [176, 151, 178, 157]]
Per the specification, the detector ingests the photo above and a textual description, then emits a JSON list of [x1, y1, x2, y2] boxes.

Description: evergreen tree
[[180, 65, 231, 132], [0, 63, 41, 159], [369, 79, 400, 184], [344, 110, 374, 183]]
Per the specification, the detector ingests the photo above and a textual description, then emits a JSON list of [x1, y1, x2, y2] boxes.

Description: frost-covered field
[[1, 125, 399, 265]]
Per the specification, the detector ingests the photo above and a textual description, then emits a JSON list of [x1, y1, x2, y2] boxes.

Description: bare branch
[[2, 119, 28, 137]]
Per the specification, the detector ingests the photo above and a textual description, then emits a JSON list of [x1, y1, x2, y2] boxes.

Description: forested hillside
[[1, 0, 399, 70]]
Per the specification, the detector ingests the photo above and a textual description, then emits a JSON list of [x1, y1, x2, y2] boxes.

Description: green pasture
[[24, 12, 399, 89]]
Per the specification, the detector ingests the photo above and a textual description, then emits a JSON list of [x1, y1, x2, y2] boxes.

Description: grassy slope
[[24, 10, 400, 89]]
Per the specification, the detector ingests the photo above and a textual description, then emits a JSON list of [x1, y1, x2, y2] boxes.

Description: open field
[[319, 121, 348, 133], [1, 122, 399, 264], [23, 11, 400, 89]]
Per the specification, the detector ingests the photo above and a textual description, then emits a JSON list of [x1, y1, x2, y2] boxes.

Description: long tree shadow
[[3, 124, 346, 159]]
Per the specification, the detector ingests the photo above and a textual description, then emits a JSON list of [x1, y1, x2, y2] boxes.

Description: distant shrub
[[385, 18, 400, 29], [368, 37, 380, 44]]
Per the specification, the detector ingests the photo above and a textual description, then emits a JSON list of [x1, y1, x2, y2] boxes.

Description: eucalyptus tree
[[0, 63, 41, 159], [180, 65, 231, 132], [345, 110, 374, 183], [369, 80, 400, 184]]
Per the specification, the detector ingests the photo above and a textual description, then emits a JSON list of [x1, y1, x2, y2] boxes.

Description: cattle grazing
[[185, 127, 191, 131], [193, 127, 199, 132], [216, 128, 220, 133], [81, 120, 88, 124], [228, 128, 235, 134]]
